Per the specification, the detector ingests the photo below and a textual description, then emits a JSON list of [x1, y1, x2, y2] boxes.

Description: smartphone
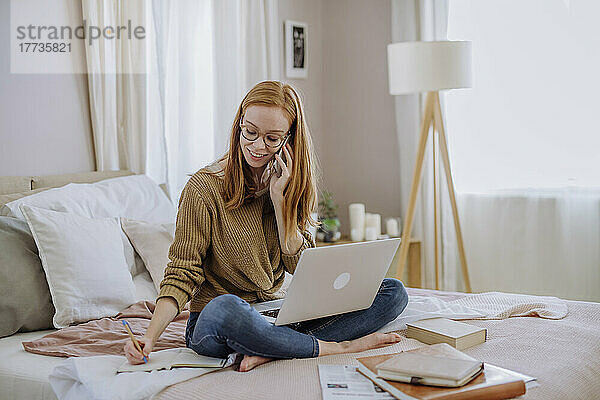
[[271, 135, 291, 178]]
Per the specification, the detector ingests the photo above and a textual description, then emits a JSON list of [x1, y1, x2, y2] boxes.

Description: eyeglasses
[[240, 124, 289, 149]]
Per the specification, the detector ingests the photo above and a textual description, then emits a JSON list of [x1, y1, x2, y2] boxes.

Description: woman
[[124, 81, 409, 372]]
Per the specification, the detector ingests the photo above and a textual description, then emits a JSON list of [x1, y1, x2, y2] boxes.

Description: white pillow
[[20, 204, 136, 328], [1, 174, 175, 223], [1, 174, 175, 276], [121, 218, 176, 292]]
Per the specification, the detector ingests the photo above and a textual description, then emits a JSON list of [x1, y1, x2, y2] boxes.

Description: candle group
[[348, 203, 401, 241]]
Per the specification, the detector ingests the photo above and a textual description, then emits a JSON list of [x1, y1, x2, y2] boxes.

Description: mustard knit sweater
[[157, 164, 315, 314]]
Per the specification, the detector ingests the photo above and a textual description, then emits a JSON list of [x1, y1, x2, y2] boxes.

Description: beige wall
[[278, 0, 325, 161], [279, 0, 401, 235], [321, 0, 401, 234], [0, 0, 95, 177]]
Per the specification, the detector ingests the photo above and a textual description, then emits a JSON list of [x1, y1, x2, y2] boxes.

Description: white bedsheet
[[0, 273, 157, 400], [48, 291, 567, 400], [0, 329, 60, 400], [49, 351, 237, 400]]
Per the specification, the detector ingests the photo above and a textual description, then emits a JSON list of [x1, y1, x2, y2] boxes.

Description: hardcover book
[[406, 318, 487, 350]]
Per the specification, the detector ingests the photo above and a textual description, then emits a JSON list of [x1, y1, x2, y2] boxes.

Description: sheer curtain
[[145, 0, 216, 203], [443, 0, 600, 301], [85, 0, 280, 204], [212, 0, 281, 156], [82, 0, 147, 174], [147, 0, 280, 203]]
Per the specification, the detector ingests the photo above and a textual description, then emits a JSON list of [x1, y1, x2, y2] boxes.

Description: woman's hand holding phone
[[271, 135, 290, 178], [269, 142, 293, 205]]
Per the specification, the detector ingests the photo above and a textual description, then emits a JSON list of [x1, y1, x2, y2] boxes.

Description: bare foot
[[239, 355, 274, 372], [319, 332, 403, 356]]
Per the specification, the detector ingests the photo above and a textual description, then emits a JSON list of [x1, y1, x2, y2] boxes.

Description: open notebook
[[117, 348, 229, 373]]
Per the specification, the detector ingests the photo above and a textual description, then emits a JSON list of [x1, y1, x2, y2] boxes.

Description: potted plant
[[318, 190, 341, 242]]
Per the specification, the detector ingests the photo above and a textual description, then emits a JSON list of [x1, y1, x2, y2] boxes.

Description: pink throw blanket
[[22, 301, 187, 357]]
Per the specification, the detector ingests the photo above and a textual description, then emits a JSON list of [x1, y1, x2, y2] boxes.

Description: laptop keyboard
[[260, 309, 280, 318]]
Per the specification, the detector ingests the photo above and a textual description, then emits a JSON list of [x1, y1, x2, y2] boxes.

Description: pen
[[122, 320, 148, 363]]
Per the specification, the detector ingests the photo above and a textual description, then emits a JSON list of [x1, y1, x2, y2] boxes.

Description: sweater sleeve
[[157, 182, 211, 314], [281, 229, 316, 274]]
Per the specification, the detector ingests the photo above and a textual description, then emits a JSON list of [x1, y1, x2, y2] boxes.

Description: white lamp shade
[[387, 41, 472, 94]]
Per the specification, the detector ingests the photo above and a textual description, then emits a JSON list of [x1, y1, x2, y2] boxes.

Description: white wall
[[0, 0, 95, 177]]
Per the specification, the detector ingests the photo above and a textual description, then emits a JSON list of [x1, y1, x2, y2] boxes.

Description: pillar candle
[[350, 228, 363, 242], [374, 214, 381, 236], [348, 203, 366, 241], [366, 213, 381, 236], [386, 218, 399, 237], [365, 227, 378, 241]]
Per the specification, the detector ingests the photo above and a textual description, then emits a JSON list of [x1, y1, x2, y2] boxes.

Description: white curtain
[[391, 0, 455, 290], [443, 0, 600, 302], [145, 0, 216, 204], [392, 0, 600, 301], [149, 0, 280, 203], [82, 0, 147, 174], [84, 0, 280, 203], [455, 189, 600, 302], [211, 0, 281, 158]]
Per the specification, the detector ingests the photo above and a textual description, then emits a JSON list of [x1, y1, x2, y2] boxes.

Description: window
[[446, 0, 600, 192]]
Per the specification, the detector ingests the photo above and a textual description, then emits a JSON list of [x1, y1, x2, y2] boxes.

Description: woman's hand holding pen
[[123, 297, 179, 365], [269, 143, 293, 204], [124, 336, 154, 365]]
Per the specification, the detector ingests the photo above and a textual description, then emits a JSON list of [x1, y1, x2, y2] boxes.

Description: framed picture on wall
[[285, 20, 307, 79]]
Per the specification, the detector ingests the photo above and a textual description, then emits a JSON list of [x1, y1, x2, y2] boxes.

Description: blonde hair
[[214, 80, 321, 247]]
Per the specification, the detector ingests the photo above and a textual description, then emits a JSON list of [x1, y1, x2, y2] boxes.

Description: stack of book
[[356, 343, 532, 400]]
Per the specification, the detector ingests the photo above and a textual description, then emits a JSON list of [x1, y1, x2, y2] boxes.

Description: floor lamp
[[387, 41, 473, 292]]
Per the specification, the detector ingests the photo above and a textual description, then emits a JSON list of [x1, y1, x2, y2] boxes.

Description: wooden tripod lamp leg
[[433, 120, 440, 290], [395, 92, 435, 282], [432, 92, 472, 292]]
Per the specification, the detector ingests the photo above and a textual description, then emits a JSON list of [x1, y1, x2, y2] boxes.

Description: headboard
[[0, 170, 169, 206]]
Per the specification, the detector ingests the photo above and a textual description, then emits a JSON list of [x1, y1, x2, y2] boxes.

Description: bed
[[1, 171, 599, 400]]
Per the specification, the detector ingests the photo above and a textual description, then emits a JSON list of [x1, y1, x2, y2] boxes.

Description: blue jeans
[[185, 278, 408, 359]]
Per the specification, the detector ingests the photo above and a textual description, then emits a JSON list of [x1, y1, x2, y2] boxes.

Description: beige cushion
[[0, 188, 48, 207], [0, 176, 32, 195], [1, 172, 171, 204], [0, 216, 55, 337], [121, 218, 175, 291], [159, 183, 171, 201], [31, 170, 133, 190]]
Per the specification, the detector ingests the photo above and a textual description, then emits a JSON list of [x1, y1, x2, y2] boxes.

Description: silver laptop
[[252, 238, 401, 326]]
